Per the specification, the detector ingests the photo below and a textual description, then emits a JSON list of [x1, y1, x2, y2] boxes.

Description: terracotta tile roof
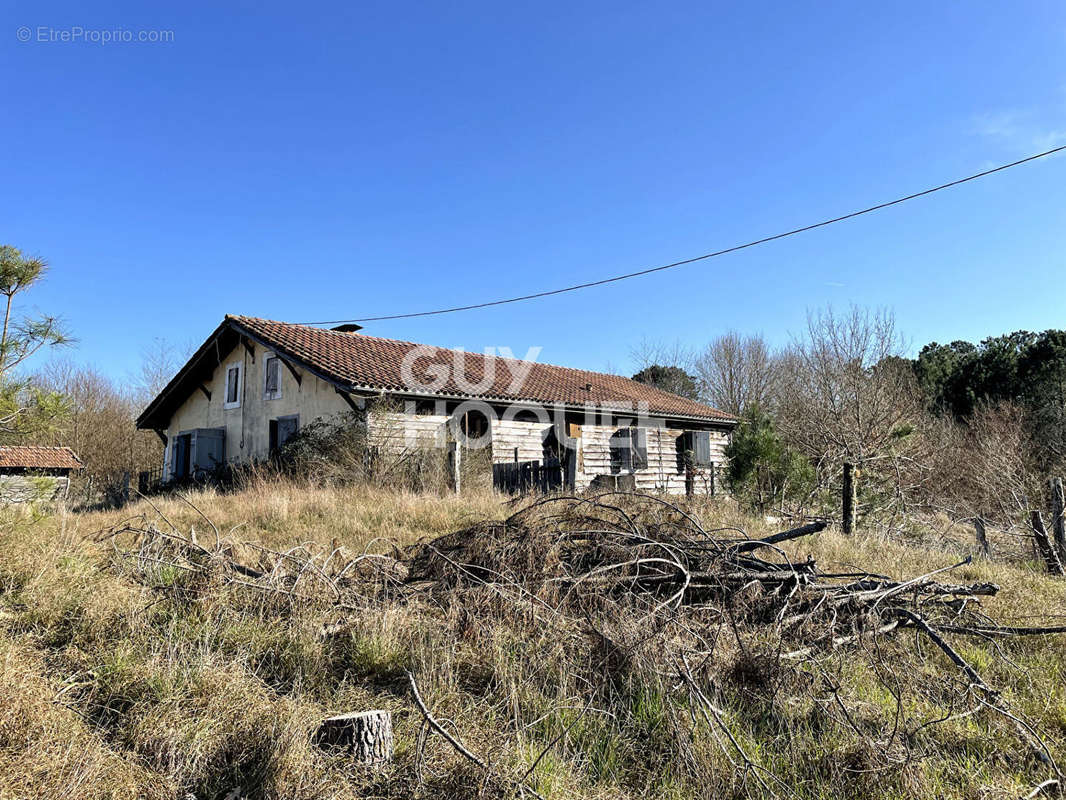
[[229, 315, 736, 423], [0, 446, 82, 470]]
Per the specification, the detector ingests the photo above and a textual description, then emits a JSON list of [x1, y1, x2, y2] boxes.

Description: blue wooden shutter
[[265, 357, 280, 395], [277, 416, 299, 449], [694, 431, 711, 466]]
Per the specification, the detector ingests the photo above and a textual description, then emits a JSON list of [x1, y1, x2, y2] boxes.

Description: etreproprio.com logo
[[16, 26, 174, 44]]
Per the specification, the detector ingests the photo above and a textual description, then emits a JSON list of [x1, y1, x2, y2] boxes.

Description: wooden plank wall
[[491, 418, 547, 464], [489, 417, 728, 496], [368, 411, 450, 452], [366, 410, 730, 496], [577, 425, 727, 494]]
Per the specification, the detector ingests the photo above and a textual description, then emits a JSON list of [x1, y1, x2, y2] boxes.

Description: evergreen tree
[[631, 364, 699, 400], [725, 406, 814, 512], [0, 246, 71, 439]]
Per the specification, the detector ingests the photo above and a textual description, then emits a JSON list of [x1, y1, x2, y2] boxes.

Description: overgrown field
[[1, 479, 1064, 800]]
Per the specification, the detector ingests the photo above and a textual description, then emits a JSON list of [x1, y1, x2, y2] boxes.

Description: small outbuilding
[[0, 446, 82, 503]]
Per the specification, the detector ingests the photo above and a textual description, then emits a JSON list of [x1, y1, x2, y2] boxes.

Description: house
[[0, 446, 82, 503], [136, 315, 737, 494]]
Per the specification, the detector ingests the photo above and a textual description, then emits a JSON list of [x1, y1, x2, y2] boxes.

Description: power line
[[301, 144, 1066, 325]]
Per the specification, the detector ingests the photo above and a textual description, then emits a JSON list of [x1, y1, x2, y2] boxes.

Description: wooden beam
[[336, 388, 360, 412], [154, 430, 168, 446], [1030, 510, 1065, 575], [1050, 477, 1065, 561], [242, 336, 255, 361], [280, 356, 302, 387], [198, 384, 211, 401]]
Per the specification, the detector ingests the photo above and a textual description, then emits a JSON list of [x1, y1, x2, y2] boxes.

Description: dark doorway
[[459, 409, 490, 442], [270, 415, 299, 455]]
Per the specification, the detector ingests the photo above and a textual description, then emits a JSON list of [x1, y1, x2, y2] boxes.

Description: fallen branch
[[406, 670, 546, 800]]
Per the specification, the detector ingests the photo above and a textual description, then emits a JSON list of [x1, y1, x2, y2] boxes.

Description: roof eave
[[343, 384, 737, 426], [135, 319, 234, 430]]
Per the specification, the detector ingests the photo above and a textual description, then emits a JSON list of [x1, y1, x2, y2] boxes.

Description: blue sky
[[3, 1, 1066, 382]]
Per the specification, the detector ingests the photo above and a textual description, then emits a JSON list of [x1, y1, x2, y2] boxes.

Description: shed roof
[[138, 315, 738, 429], [0, 446, 82, 470]]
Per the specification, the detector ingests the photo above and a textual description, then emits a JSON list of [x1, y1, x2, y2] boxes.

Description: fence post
[[448, 442, 461, 494], [973, 516, 990, 558], [842, 462, 856, 535], [1050, 477, 1065, 561], [1030, 510, 1064, 576]]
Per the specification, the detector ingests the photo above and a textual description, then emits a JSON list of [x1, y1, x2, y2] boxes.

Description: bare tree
[[775, 306, 920, 478], [134, 337, 186, 405], [694, 331, 777, 416], [629, 338, 695, 374], [925, 401, 1040, 525], [33, 360, 164, 499]]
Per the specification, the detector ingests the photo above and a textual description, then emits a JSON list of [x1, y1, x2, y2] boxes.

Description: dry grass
[[1, 478, 1064, 799], [85, 476, 508, 551]]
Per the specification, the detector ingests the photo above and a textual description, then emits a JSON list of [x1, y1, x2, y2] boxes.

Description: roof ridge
[[228, 314, 704, 400]]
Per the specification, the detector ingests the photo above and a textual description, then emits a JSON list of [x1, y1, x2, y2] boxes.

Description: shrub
[[725, 406, 815, 512]]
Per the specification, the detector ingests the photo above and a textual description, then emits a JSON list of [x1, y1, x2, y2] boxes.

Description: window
[[414, 399, 438, 416], [609, 427, 648, 473], [224, 361, 242, 409], [679, 431, 712, 469], [263, 355, 282, 400], [459, 409, 490, 443]]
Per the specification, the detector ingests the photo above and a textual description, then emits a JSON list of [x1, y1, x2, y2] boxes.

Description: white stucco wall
[[163, 341, 352, 479]]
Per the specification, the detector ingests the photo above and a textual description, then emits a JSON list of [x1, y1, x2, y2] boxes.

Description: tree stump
[[315, 710, 393, 764]]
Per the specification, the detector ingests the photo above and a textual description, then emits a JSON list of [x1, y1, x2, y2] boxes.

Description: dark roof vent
[[330, 323, 364, 333]]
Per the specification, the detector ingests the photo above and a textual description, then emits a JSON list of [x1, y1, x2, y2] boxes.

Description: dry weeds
[[0, 478, 1064, 799]]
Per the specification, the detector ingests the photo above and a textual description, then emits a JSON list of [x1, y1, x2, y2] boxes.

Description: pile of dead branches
[[95, 498, 407, 607], [405, 492, 1066, 783], [406, 492, 1014, 646], [97, 492, 1066, 794]]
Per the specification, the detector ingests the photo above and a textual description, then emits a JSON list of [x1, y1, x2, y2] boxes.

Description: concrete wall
[[0, 474, 70, 504]]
